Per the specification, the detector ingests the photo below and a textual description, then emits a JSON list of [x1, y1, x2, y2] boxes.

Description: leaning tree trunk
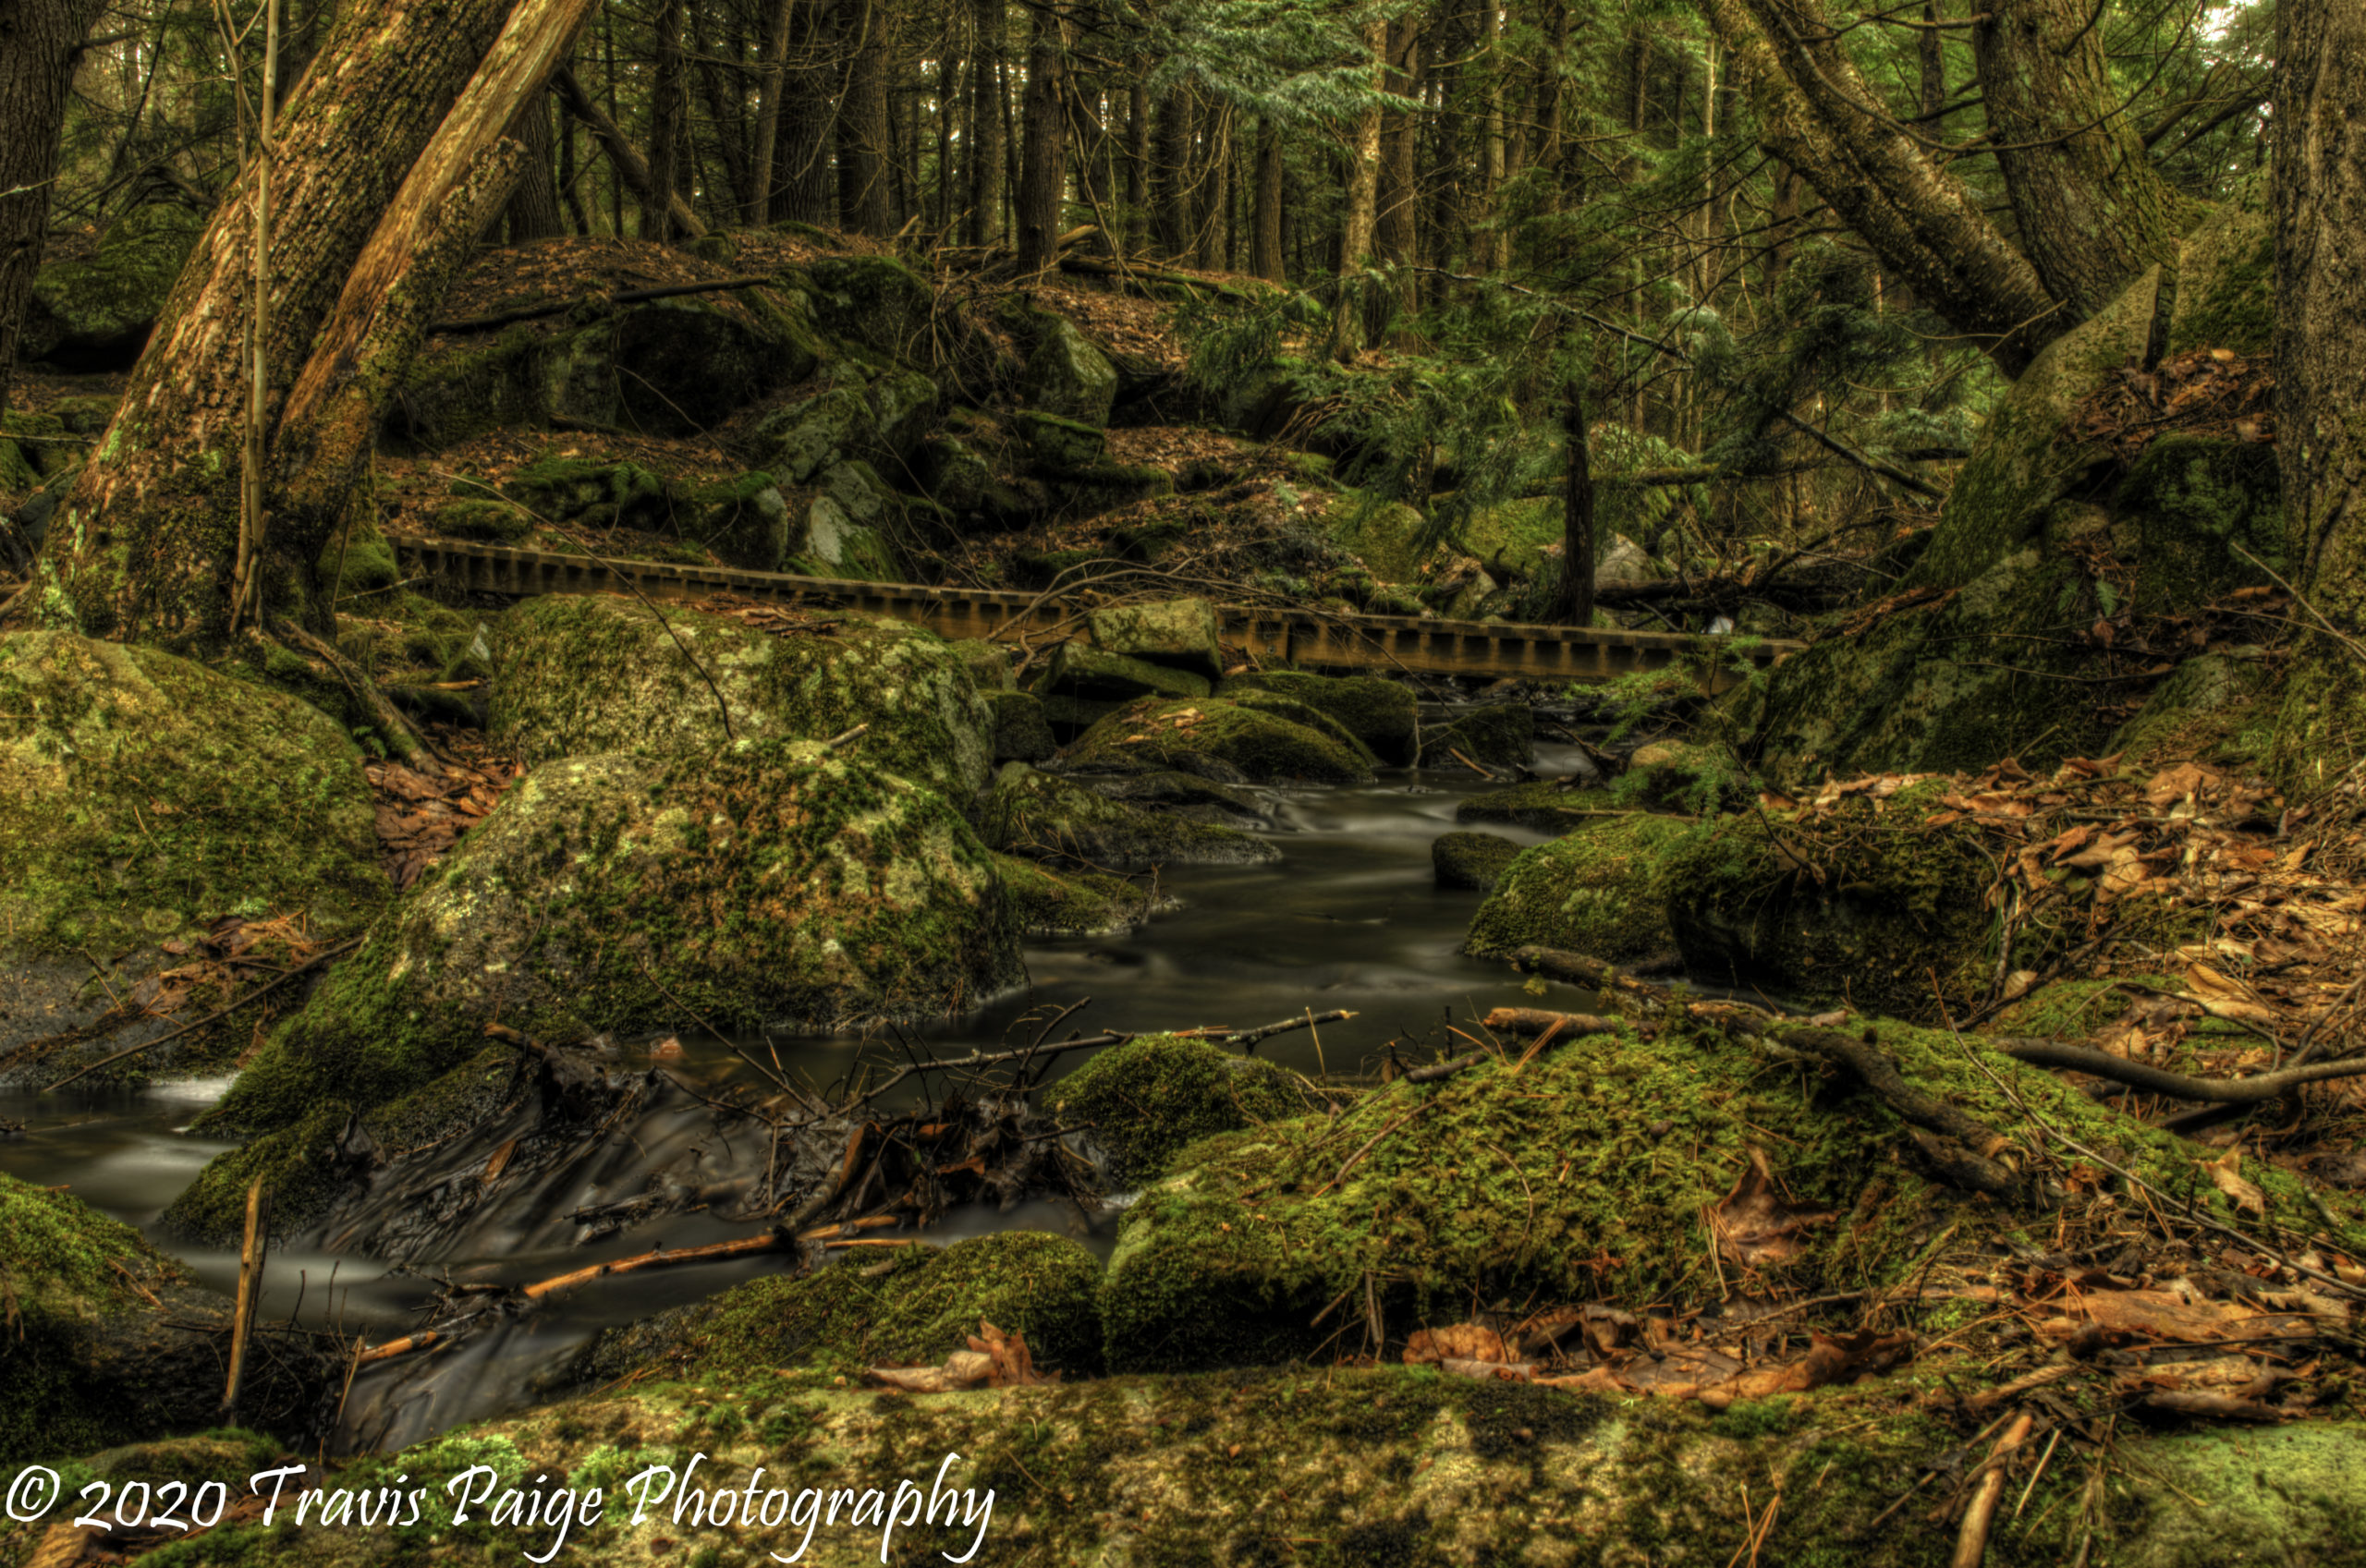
[[0, 0, 111, 430], [39, 0, 592, 645], [1971, 0, 2187, 322], [1701, 0, 2060, 373], [2276, 0, 2366, 747]]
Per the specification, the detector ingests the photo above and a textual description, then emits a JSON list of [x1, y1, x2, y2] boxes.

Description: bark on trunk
[[1701, 0, 2060, 372], [837, 0, 894, 236], [773, 0, 837, 226], [1250, 116, 1284, 283], [554, 67, 705, 237], [0, 0, 111, 428], [964, 0, 1005, 246], [1558, 386, 1595, 627], [504, 89, 566, 242], [1327, 19, 1387, 359], [1377, 17, 1421, 290], [1154, 88, 1193, 261], [2280, 0, 2366, 595], [41, 0, 590, 644], [1013, 8, 1069, 273], [643, 0, 686, 241], [1971, 0, 2186, 321], [748, 0, 798, 224]]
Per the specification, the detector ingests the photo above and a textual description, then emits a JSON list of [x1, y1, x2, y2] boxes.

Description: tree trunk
[[748, 0, 798, 224], [1377, 17, 1421, 288], [1327, 18, 1386, 359], [1013, 7, 1069, 273], [1250, 116, 1284, 283], [41, 0, 589, 644], [554, 67, 705, 237], [774, 0, 836, 226], [1558, 385, 1595, 627], [504, 89, 566, 242], [2280, 0, 2366, 598], [1478, 1, 1506, 272], [1154, 88, 1193, 260], [964, 0, 1004, 246], [1701, 0, 2059, 373], [837, 0, 894, 236], [1918, 0, 1945, 118], [0, 0, 111, 430], [1125, 72, 1150, 253], [643, 0, 686, 241], [1970, 0, 2186, 322]]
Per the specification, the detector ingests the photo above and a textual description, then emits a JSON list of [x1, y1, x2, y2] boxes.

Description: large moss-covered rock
[[1098, 1013, 2336, 1374], [1462, 813, 1687, 959], [1053, 1034, 1315, 1185], [1088, 598, 1223, 682], [492, 595, 992, 799], [567, 1229, 1107, 1387], [19, 202, 206, 370], [2123, 434, 2286, 605], [0, 634, 388, 1071], [498, 457, 674, 529], [802, 253, 934, 357], [1069, 698, 1375, 784], [982, 763, 1278, 869], [190, 743, 1019, 1160], [1457, 779, 1608, 830], [1223, 671, 1418, 764], [993, 852, 1157, 937], [1043, 641, 1211, 701], [1013, 408, 1106, 471], [1019, 316, 1119, 427], [687, 471, 793, 570]]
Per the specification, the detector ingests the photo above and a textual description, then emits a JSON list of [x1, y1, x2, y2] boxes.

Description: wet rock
[[1019, 316, 1119, 428], [1069, 698, 1375, 785], [563, 1229, 1106, 1388], [492, 595, 993, 799], [1455, 779, 1604, 831], [994, 853, 1159, 938], [0, 633, 388, 1083], [1053, 1034, 1316, 1185], [1623, 739, 1738, 813], [1431, 831, 1523, 892], [982, 762, 1278, 869], [1088, 598, 1223, 683], [1222, 671, 1418, 764], [1014, 408, 1107, 471], [688, 472, 792, 570], [1044, 642, 1212, 702], [984, 688, 1056, 763], [180, 742, 1020, 1224], [19, 201, 207, 371], [1462, 814, 1689, 960], [1072, 767, 1269, 827], [1420, 703, 1535, 767]]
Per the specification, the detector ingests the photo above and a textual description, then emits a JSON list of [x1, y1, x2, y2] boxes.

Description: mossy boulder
[[687, 471, 791, 570], [1014, 408, 1107, 471], [432, 496, 535, 541], [0, 634, 388, 1072], [993, 852, 1155, 938], [567, 1229, 1107, 1388], [1098, 1013, 2345, 1374], [1329, 497, 1440, 583], [1223, 671, 1418, 764], [20, 201, 206, 370], [1043, 641, 1211, 701], [492, 595, 993, 799], [802, 253, 934, 357], [982, 762, 1278, 869], [318, 516, 402, 598], [1019, 316, 1119, 427], [496, 458, 673, 529], [1070, 698, 1375, 785], [1054, 1034, 1315, 1185], [2109, 651, 2276, 764], [1431, 831, 1522, 891], [1463, 814, 1688, 960], [1420, 703, 1534, 767], [540, 297, 808, 437], [181, 743, 1019, 1226], [1088, 598, 1223, 682], [1048, 460, 1176, 519], [1456, 779, 1607, 830], [983, 687, 1056, 763], [1, 409, 77, 481]]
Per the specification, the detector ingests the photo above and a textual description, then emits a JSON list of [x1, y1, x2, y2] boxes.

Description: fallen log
[[1993, 1039, 2366, 1104]]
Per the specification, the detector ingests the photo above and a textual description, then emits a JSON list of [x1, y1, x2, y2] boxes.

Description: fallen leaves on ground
[[1709, 1148, 1840, 1269], [365, 739, 523, 890], [867, 1320, 1058, 1393], [2069, 346, 2276, 461]]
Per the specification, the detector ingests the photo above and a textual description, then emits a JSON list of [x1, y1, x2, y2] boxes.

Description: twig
[[1950, 1412, 2035, 1568], [1994, 1038, 2366, 1104], [1311, 1100, 1434, 1201], [220, 1181, 269, 1420], [1230, 1009, 1356, 1053]]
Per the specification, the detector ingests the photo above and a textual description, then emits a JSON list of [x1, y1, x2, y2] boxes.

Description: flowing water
[[0, 753, 1592, 1451]]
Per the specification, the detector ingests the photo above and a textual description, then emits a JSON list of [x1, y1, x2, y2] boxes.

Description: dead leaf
[[1406, 1324, 1512, 1366], [1708, 1148, 1837, 1269], [2204, 1149, 2267, 1219]]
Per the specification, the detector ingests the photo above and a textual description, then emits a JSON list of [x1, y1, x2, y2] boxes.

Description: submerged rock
[[1069, 698, 1376, 785], [1053, 1033, 1317, 1185], [190, 743, 1018, 1159], [1462, 814, 1689, 960], [492, 595, 993, 799]]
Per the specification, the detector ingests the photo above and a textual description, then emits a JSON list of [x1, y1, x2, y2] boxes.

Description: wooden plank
[[392, 539, 1799, 687]]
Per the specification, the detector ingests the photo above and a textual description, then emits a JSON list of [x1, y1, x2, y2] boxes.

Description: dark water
[[0, 757, 1579, 1450]]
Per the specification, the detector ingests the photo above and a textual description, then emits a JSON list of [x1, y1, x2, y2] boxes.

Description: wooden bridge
[[395, 538, 1802, 689]]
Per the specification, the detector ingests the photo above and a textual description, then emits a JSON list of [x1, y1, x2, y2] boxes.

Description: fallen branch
[[521, 1217, 898, 1303], [1229, 1009, 1356, 1052], [1774, 1027, 2025, 1198], [429, 274, 779, 335], [1994, 1038, 2366, 1105], [1950, 1411, 2035, 1568], [1480, 1008, 1619, 1039]]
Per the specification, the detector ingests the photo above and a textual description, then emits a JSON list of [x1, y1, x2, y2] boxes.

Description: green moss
[[1222, 671, 1419, 764], [2166, 205, 2275, 359], [982, 688, 1055, 763], [803, 253, 934, 358], [1463, 813, 1689, 959], [2109, 652, 2277, 766], [317, 516, 401, 599], [497, 457, 673, 529], [2121, 435, 2285, 606], [1043, 643, 1210, 701], [1456, 780, 1614, 830], [686, 471, 788, 570], [492, 595, 993, 799], [1329, 496, 1441, 583], [186, 744, 1019, 1173], [1086, 598, 1223, 682], [993, 852, 1153, 937], [0, 633, 388, 960], [1054, 1034, 1317, 1185], [982, 763, 1278, 869], [1099, 1013, 2363, 1374], [1013, 408, 1106, 471], [20, 202, 203, 366], [431, 496, 533, 541], [2, 409, 77, 480], [1431, 830, 1522, 891], [1069, 698, 1375, 784]]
